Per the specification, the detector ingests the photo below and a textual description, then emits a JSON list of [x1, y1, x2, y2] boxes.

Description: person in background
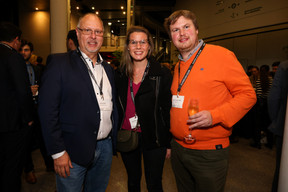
[[0, 22, 34, 192], [164, 10, 256, 192], [19, 40, 54, 184], [246, 65, 255, 77], [35, 56, 46, 72], [250, 66, 259, 90], [115, 26, 172, 192], [38, 13, 118, 191], [251, 65, 273, 149], [268, 60, 288, 192], [270, 61, 280, 78], [66, 29, 79, 51]]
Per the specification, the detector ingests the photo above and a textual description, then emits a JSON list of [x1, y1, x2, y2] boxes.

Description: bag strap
[[154, 75, 161, 145]]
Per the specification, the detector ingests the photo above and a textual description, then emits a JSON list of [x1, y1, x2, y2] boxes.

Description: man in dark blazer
[[38, 13, 118, 192], [0, 22, 34, 192], [268, 60, 288, 192], [20, 40, 54, 184]]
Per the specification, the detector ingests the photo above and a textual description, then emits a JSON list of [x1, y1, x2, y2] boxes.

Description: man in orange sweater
[[164, 10, 256, 192]]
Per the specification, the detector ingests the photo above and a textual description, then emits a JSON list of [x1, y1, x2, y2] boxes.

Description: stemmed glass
[[184, 98, 199, 144]]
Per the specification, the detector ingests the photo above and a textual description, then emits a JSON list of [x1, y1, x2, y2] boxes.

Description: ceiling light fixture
[[121, 6, 124, 9], [96, 11, 99, 14], [76, 7, 79, 10], [108, 22, 112, 26], [123, 11, 126, 15], [92, 7, 95, 10], [35, 7, 39, 11]]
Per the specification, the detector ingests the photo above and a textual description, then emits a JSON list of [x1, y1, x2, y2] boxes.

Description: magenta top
[[122, 79, 141, 132]]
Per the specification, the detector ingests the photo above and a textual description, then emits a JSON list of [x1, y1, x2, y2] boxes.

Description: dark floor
[[21, 137, 276, 192]]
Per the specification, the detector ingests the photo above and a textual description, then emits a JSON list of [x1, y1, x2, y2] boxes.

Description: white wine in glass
[[184, 99, 199, 144]]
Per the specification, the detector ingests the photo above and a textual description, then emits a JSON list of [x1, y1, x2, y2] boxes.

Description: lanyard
[[177, 42, 206, 96], [130, 61, 150, 105], [77, 48, 104, 100]]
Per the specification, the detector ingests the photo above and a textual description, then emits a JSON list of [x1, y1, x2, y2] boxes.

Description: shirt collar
[[178, 39, 204, 62], [79, 49, 103, 65], [0, 42, 13, 50]]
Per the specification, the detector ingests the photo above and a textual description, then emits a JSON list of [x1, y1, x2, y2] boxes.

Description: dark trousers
[[253, 99, 273, 146], [272, 136, 283, 192], [0, 128, 29, 192], [171, 139, 229, 192], [24, 117, 53, 173], [120, 140, 166, 192]]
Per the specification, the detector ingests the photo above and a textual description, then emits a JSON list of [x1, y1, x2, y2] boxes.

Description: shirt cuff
[[51, 151, 65, 159]]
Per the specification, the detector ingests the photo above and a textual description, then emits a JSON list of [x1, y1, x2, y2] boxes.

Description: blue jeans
[[56, 138, 113, 192]]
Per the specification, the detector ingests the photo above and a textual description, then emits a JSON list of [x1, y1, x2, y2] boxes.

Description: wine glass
[[184, 98, 199, 144]]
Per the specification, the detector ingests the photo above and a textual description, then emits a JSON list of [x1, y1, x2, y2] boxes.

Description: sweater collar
[[178, 39, 204, 62]]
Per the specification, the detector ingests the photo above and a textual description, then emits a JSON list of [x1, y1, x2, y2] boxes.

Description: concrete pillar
[[50, 0, 70, 53], [127, 0, 134, 30], [155, 26, 160, 53]]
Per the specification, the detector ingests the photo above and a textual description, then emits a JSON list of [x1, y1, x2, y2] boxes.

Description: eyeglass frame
[[128, 39, 149, 47], [77, 27, 104, 37]]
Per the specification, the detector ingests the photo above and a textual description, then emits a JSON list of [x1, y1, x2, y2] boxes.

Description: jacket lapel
[[70, 51, 98, 103]]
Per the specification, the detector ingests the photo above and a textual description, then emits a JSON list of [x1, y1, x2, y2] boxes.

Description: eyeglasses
[[129, 39, 148, 47], [77, 27, 103, 36]]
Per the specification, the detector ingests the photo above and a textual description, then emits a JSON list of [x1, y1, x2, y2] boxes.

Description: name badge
[[98, 99, 113, 111], [172, 95, 184, 108], [129, 115, 138, 129]]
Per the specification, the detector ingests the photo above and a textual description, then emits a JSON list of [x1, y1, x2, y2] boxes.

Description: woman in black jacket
[[115, 26, 172, 192]]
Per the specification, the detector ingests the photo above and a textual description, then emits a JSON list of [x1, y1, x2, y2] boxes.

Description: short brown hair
[[164, 10, 199, 38]]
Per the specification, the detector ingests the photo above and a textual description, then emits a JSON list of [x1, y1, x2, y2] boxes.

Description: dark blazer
[[115, 58, 172, 150], [38, 50, 118, 167], [0, 43, 34, 132], [31, 64, 44, 85], [268, 60, 288, 137]]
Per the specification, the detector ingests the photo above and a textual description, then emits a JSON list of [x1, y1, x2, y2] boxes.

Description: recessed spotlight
[[96, 11, 99, 14], [123, 11, 126, 15], [35, 7, 39, 10], [121, 6, 124, 9], [76, 7, 79, 10], [117, 20, 120, 22], [92, 7, 95, 10], [122, 23, 125, 26], [108, 22, 112, 26]]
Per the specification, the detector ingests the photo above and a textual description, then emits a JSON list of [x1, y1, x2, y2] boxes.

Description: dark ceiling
[[1, 0, 176, 38], [70, 0, 176, 37]]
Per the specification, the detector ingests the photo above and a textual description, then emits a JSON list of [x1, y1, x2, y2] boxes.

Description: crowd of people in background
[[0, 9, 287, 192]]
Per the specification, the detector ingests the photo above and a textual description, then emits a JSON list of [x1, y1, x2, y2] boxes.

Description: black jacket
[[0, 43, 34, 132], [115, 58, 172, 149], [38, 51, 118, 166], [268, 60, 288, 137]]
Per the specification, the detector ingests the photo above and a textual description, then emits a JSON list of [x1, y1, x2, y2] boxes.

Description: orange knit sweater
[[170, 44, 256, 150]]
